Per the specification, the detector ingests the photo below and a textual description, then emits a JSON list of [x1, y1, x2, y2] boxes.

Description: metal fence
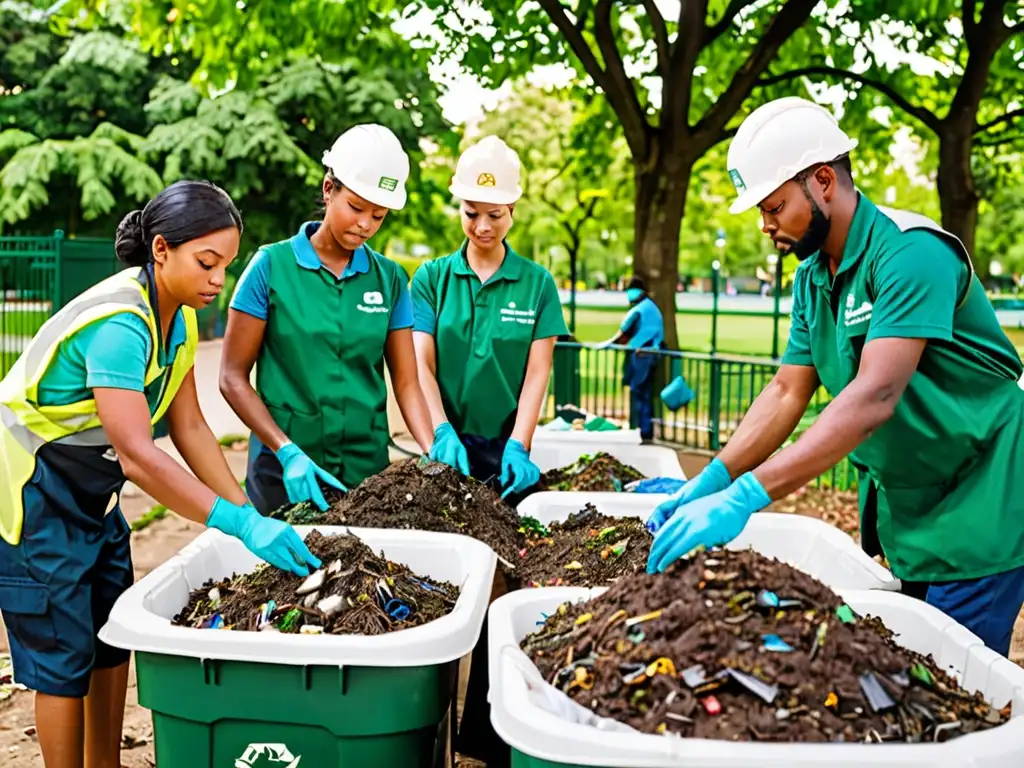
[[0, 231, 123, 378], [0, 234, 61, 377], [551, 342, 858, 490]]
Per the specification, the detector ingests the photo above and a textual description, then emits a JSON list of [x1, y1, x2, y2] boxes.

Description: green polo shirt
[[782, 194, 1024, 581], [412, 243, 568, 438]]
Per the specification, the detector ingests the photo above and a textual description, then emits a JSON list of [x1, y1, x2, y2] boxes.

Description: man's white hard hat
[[727, 97, 858, 214]]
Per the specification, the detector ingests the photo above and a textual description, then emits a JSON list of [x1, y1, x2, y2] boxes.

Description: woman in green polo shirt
[[220, 124, 435, 515], [413, 135, 568, 500], [412, 135, 568, 765]]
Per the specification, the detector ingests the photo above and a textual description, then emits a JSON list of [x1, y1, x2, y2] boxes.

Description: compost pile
[[173, 531, 459, 636], [540, 452, 646, 492], [522, 548, 1009, 743], [518, 504, 652, 588], [273, 459, 521, 573]]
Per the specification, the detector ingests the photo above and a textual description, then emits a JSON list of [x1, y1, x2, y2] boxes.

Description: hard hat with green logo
[[322, 124, 410, 210], [449, 135, 523, 205], [726, 97, 858, 215]]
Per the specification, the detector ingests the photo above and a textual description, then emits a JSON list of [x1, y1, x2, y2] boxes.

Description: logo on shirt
[[357, 290, 389, 314], [500, 300, 535, 325], [844, 292, 873, 327]]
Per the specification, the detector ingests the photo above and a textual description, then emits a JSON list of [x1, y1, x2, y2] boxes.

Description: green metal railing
[[551, 342, 857, 490], [0, 233, 61, 377]]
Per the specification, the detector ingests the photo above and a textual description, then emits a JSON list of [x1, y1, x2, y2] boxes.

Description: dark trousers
[[455, 434, 539, 765]]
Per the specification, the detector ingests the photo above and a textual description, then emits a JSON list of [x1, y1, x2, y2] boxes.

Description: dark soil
[[522, 547, 1009, 743], [274, 459, 522, 575], [518, 504, 652, 588], [540, 452, 646, 492], [173, 530, 459, 636]]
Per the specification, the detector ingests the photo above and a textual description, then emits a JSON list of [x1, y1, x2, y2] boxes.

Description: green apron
[[255, 240, 403, 489], [788, 197, 1024, 582]]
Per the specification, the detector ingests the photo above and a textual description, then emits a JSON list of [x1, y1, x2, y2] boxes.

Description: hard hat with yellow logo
[[322, 124, 410, 210], [449, 135, 523, 205]]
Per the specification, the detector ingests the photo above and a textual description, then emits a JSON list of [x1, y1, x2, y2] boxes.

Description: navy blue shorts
[[0, 458, 133, 697], [925, 565, 1024, 658]]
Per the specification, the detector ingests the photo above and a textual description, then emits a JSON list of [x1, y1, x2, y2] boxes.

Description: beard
[[777, 196, 831, 261]]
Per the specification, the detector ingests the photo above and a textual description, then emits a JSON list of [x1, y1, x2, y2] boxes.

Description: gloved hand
[[429, 422, 470, 475], [646, 472, 770, 574], [275, 442, 346, 510], [645, 458, 733, 534], [500, 439, 541, 500], [207, 498, 322, 577]]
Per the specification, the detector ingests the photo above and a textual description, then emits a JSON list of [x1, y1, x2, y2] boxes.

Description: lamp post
[[711, 229, 726, 356]]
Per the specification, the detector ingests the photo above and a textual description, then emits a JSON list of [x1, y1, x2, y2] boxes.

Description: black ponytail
[[115, 180, 243, 267]]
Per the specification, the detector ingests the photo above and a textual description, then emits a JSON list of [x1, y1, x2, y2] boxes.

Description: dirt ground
[[0, 448, 1021, 766]]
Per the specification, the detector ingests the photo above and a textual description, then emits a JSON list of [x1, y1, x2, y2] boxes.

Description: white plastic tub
[[99, 526, 496, 667], [530, 444, 685, 481], [533, 426, 643, 446], [515, 493, 893, 591], [489, 587, 1024, 767]]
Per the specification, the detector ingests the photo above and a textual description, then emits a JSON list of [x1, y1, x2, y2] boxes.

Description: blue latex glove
[[429, 422, 470, 475], [646, 472, 771, 574], [645, 458, 733, 534], [275, 442, 346, 510], [500, 439, 540, 500], [207, 498, 322, 577]]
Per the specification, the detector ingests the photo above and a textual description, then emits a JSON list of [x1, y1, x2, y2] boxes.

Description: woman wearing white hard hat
[[220, 123, 434, 514], [645, 96, 1024, 659], [413, 135, 567, 500], [411, 135, 568, 765]]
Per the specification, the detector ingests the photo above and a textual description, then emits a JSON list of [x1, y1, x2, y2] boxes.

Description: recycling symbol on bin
[[234, 743, 302, 768]]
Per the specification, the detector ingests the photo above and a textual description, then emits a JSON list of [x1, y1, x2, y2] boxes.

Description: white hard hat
[[726, 97, 858, 214], [322, 124, 410, 210], [449, 135, 523, 205]]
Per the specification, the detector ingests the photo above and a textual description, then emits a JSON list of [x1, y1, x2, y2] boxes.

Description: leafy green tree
[[759, 0, 1024, 273], [473, 84, 632, 329], [400, 0, 836, 346]]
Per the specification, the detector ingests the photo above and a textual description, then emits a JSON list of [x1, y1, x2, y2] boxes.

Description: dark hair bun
[[114, 210, 150, 266]]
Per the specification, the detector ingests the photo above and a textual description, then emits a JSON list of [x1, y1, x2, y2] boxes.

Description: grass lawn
[[566, 307, 1024, 358]]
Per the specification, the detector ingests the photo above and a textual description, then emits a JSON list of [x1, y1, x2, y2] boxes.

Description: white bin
[[530, 444, 685, 481], [489, 587, 1024, 767], [99, 526, 496, 667], [533, 426, 643, 446], [515, 493, 893, 591]]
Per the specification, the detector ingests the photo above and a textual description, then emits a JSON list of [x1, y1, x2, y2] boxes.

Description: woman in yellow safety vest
[[0, 181, 318, 768]]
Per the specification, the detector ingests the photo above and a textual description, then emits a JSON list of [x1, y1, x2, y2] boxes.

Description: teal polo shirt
[[231, 222, 412, 330], [36, 307, 189, 415]]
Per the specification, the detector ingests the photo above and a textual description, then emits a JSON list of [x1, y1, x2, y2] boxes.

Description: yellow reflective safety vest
[[0, 267, 197, 545]]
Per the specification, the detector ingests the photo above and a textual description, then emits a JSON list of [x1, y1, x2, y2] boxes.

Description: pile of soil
[[540, 452, 646, 492], [518, 504, 652, 588], [274, 459, 522, 574], [173, 530, 459, 636], [522, 548, 1009, 743]]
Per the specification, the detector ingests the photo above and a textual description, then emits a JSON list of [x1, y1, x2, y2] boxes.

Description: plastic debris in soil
[[173, 530, 459, 636], [518, 504, 652, 588], [540, 452, 646, 492], [521, 548, 1010, 743], [270, 458, 521, 574], [0, 654, 27, 702]]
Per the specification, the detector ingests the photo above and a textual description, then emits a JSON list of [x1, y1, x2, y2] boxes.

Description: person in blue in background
[[220, 124, 435, 515], [0, 181, 318, 768], [594, 275, 666, 442]]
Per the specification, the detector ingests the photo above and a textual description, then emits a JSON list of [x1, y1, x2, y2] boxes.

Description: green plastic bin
[[100, 527, 496, 767]]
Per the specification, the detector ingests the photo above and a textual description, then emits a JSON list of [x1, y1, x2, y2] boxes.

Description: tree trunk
[[633, 153, 692, 350], [935, 131, 982, 277]]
